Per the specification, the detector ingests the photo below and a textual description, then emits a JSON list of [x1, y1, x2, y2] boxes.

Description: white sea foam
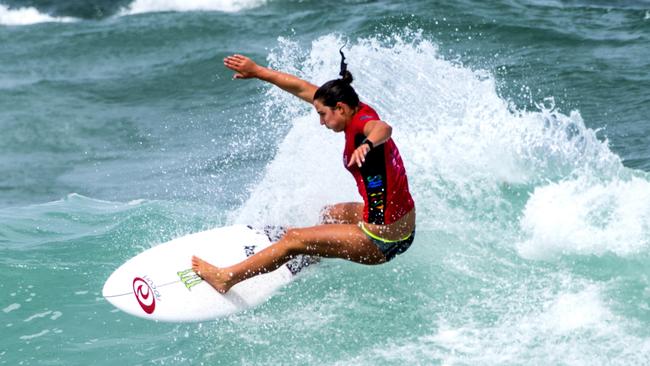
[[119, 0, 267, 16], [2, 303, 21, 313], [518, 176, 650, 259], [539, 285, 610, 333], [227, 34, 650, 365], [430, 284, 649, 365], [19, 329, 50, 340], [233, 32, 626, 231], [0, 5, 76, 26], [233, 112, 357, 227], [24, 310, 53, 322], [334, 281, 650, 366]]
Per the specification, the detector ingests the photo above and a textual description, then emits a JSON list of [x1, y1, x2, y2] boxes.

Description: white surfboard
[[102, 225, 315, 322]]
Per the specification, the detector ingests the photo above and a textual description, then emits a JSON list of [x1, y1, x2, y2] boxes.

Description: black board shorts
[[359, 222, 415, 262]]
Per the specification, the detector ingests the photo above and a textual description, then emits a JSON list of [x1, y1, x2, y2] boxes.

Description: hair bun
[[313, 47, 360, 108], [339, 47, 354, 85], [340, 70, 353, 85]]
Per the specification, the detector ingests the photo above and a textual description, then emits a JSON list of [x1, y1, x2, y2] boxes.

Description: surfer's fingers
[[348, 148, 366, 168], [223, 58, 240, 68], [347, 154, 355, 167], [225, 60, 251, 76], [225, 55, 246, 66], [347, 153, 360, 168], [224, 56, 243, 64]]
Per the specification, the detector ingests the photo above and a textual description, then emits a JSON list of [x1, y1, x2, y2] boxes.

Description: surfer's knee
[[319, 204, 337, 224], [319, 202, 362, 224]]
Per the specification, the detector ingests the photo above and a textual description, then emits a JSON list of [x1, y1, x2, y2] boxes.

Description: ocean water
[[1, 0, 650, 365]]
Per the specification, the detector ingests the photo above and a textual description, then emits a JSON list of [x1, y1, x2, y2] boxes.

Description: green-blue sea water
[[1, 1, 649, 365]]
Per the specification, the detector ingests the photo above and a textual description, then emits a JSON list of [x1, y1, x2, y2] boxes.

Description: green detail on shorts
[[177, 268, 203, 291], [358, 222, 412, 243]]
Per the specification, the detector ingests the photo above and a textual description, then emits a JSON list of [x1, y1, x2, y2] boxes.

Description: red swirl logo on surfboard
[[133, 277, 156, 314]]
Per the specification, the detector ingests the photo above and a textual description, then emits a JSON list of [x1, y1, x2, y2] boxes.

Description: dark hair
[[313, 47, 359, 108]]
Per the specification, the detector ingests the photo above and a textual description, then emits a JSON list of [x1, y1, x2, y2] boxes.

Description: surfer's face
[[313, 99, 348, 132]]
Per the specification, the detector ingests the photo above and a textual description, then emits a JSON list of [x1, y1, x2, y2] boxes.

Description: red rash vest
[[343, 102, 415, 225]]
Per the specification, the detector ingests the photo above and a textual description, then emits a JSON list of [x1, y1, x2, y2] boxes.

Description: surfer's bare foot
[[191, 256, 234, 294]]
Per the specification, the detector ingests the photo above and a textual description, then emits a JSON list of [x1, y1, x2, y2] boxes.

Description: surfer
[[192, 50, 416, 293]]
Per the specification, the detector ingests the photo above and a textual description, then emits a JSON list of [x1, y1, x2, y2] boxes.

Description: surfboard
[[102, 225, 315, 322]]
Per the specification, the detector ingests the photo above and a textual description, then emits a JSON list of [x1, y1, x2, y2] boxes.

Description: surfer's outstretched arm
[[224, 54, 318, 103]]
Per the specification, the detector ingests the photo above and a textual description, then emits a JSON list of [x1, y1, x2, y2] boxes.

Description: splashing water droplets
[[233, 31, 630, 234]]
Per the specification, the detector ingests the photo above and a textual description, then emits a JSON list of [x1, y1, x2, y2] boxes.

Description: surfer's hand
[[347, 144, 371, 168], [224, 54, 261, 79]]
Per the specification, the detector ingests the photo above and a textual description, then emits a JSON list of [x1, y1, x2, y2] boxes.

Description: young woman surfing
[[192, 50, 416, 293]]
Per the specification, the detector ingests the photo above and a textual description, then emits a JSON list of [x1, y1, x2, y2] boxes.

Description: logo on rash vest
[[366, 175, 385, 223], [132, 276, 159, 314]]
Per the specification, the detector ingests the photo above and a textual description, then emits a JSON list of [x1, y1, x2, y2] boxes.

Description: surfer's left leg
[[192, 223, 383, 293]]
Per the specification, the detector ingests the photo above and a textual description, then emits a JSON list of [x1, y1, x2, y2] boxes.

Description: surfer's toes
[[191, 256, 201, 274], [191, 256, 211, 279], [190, 256, 233, 294]]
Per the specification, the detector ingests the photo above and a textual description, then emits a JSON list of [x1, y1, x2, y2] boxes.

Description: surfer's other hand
[[347, 143, 370, 168], [223, 54, 260, 79]]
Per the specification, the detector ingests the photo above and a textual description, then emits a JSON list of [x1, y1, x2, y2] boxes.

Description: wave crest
[[0, 4, 76, 26], [518, 176, 650, 259], [119, 0, 267, 16]]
